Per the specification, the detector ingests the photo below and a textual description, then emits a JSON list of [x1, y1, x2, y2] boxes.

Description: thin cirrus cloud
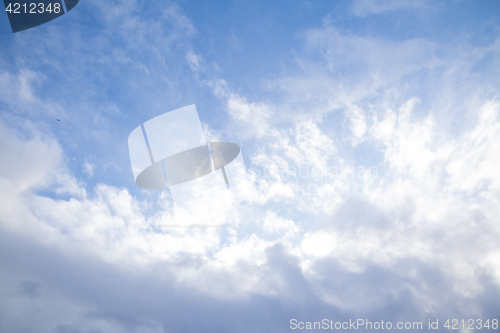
[[1, 0, 500, 332], [351, 0, 428, 18]]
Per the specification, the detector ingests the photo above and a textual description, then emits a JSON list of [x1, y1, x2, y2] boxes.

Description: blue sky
[[1, 0, 500, 332]]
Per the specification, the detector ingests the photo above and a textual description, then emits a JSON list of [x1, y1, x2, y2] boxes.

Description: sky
[[1, 0, 500, 332]]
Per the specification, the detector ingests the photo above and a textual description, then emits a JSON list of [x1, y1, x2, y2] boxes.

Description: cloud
[[351, 0, 428, 18], [0, 69, 64, 119], [2, 1, 500, 331], [2, 97, 500, 331], [198, 13, 500, 316], [208, 79, 275, 138], [83, 160, 95, 177], [185, 50, 201, 72]]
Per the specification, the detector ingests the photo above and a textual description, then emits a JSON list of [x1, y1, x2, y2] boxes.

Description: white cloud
[[196, 20, 500, 317], [209, 79, 274, 138], [351, 0, 428, 17], [2, 2, 500, 331], [262, 210, 298, 234], [371, 97, 437, 179], [0, 69, 63, 118], [83, 160, 95, 177], [445, 100, 500, 194], [185, 50, 200, 72]]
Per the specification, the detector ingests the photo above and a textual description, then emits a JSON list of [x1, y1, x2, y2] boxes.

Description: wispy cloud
[[351, 0, 428, 18]]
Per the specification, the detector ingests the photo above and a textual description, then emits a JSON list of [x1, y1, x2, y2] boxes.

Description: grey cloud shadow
[[308, 255, 500, 323], [325, 198, 398, 231], [18, 280, 41, 299], [0, 230, 352, 332], [52, 324, 83, 333], [2, 227, 500, 332]]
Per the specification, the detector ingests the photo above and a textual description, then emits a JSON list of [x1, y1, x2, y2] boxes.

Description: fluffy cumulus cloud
[[1, 0, 500, 332]]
